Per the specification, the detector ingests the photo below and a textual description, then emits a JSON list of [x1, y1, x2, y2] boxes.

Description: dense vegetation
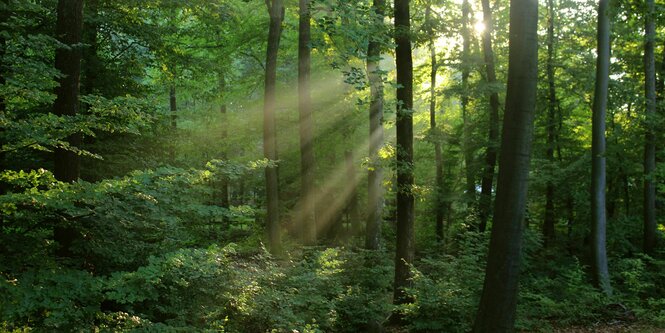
[[1, 0, 664, 332]]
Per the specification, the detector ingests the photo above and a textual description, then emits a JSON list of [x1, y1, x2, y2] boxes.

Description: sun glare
[[474, 21, 486, 34]]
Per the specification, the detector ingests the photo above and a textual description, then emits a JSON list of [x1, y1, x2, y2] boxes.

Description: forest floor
[[552, 323, 665, 332]]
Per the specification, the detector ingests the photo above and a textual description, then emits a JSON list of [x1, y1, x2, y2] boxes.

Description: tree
[[366, 0, 386, 250], [472, 0, 539, 330], [478, 0, 500, 233], [53, 0, 84, 183], [543, 0, 557, 247], [590, 0, 612, 295], [299, 0, 317, 245], [643, 0, 656, 254], [426, 3, 445, 243], [52, 0, 84, 258], [392, 0, 415, 312], [264, 0, 284, 255], [461, 0, 475, 205]]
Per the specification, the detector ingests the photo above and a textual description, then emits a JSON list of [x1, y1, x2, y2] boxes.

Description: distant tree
[[478, 0, 500, 233], [461, 0, 475, 205], [643, 0, 657, 254], [366, 0, 386, 250], [425, 3, 445, 243], [299, 0, 317, 245], [264, 0, 284, 255], [543, 0, 557, 247], [472, 0, 539, 330]]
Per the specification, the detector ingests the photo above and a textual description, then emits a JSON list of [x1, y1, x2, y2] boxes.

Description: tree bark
[[366, 0, 386, 250], [472, 0, 538, 330], [643, 0, 657, 254], [543, 0, 556, 247], [82, 0, 98, 97], [392, 0, 415, 312], [591, 0, 612, 295], [219, 72, 230, 210], [478, 0, 500, 233], [461, 0, 475, 205], [53, 0, 84, 258], [264, 0, 284, 255], [299, 0, 317, 245]]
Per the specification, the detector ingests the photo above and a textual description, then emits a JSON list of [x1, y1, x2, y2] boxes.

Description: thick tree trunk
[[365, 0, 386, 250], [82, 0, 98, 97], [264, 0, 284, 255], [392, 0, 415, 312], [299, 0, 317, 245], [0, 0, 7, 178], [426, 6, 445, 244], [461, 0, 475, 205], [478, 0, 500, 233], [53, 0, 84, 257], [543, 0, 556, 247], [591, 0, 612, 295], [643, 0, 657, 254], [472, 0, 539, 331]]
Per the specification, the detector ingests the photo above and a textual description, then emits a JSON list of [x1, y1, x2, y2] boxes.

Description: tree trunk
[[461, 0, 475, 205], [169, 83, 177, 161], [219, 72, 230, 210], [478, 0, 500, 233], [264, 0, 284, 255], [365, 0, 386, 250], [543, 0, 556, 247], [53, 0, 84, 258], [591, 0, 612, 295], [0, 0, 7, 178], [82, 0, 98, 97], [392, 0, 415, 313], [299, 0, 317, 245], [472, 0, 539, 330], [345, 151, 361, 236], [426, 5, 445, 244], [643, 0, 657, 254]]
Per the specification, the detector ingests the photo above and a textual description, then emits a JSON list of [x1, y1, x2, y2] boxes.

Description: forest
[[0, 0, 664, 331]]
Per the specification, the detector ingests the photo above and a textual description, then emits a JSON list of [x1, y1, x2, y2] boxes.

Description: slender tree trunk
[[169, 84, 177, 129], [543, 0, 556, 247], [472, 0, 539, 330], [299, 0, 317, 245], [366, 0, 386, 250], [345, 151, 361, 236], [643, 0, 657, 254], [169, 83, 177, 161], [478, 0, 500, 232], [461, 0, 475, 205], [426, 6, 445, 244], [53, 0, 84, 257], [219, 72, 230, 210], [392, 0, 415, 313], [264, 0, 284, 255], [591, 0, 612, 295]]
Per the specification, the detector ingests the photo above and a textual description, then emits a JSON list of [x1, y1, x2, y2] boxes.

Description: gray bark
[[472, 0, 539, 330]]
